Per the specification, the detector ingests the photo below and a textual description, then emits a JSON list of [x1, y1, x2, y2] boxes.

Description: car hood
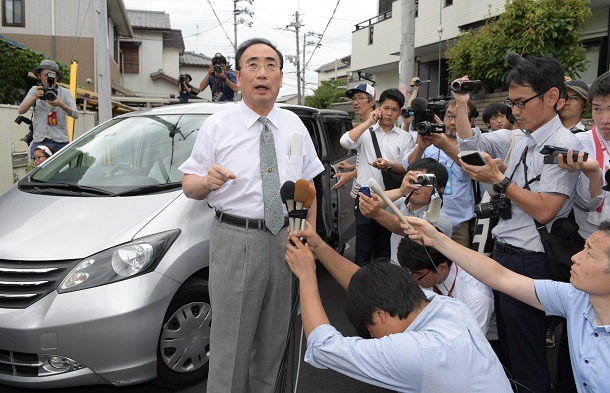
[[0, 187, 181, 260]]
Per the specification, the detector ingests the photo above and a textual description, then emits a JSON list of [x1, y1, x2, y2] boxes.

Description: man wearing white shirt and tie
[[180, 38, 324, 393]]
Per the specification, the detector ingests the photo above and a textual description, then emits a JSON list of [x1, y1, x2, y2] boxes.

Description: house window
[[3, 0, 25, 27], [121, 43, 139, 74], [445, 0, 453, 6], [369, 26, 374, 45]]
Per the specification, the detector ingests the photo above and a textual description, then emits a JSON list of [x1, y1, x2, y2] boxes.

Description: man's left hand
[[285, 235, 316, 280], [460, 151, 504, 184]]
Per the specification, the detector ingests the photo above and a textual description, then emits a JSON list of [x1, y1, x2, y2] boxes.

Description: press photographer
[[404, 97, 479, 247], [199, 53, 238, 102], [17, 59, 79, 157], [177, 73, 192, 103]]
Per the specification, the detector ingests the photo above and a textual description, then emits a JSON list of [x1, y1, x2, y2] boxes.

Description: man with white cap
[[18, 59, 78, 156]]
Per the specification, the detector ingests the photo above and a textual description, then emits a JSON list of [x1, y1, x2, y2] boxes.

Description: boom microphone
[[411, 97, 429, 112], [505, 52, 523, 68], [367, 178, 414, 230]]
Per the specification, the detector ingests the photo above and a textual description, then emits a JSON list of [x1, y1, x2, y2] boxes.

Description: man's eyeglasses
[[351, 96, 369, 102], [412, 269, 432, 282], [504, 90, 547, 108], [244, 62, 279, 72], [444, 115, 457, 122]]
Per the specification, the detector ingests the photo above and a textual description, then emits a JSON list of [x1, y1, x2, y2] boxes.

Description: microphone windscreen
[[411, 97, 429, 112], [505, 52, 523, 68], [367, 178, 413, 229], [294, 178, 310, 203], [303, 185, 316, 209], [280, 181, 295, 203]]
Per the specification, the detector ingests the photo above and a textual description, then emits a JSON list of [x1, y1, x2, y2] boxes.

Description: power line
[[205, 0, 234, 49], [305, 0, 340, 68]]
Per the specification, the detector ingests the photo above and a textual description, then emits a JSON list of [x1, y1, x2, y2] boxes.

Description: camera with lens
[[450, 80, 482, 93], [401, 107, 414, 118], [40, 71, 58, 101], [474, 194, 512, 220], [214, 65, 222, 74], [15, 115, 34, 146], [417, 121, 446, 136], [179, 74, 186, 83], [416, 173, 436, 187]]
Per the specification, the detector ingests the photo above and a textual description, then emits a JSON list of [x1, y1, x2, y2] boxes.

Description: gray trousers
[[207, 219, 293, 393]]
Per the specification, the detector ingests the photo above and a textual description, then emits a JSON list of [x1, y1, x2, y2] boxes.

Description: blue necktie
[[259, 117, 284, 235]]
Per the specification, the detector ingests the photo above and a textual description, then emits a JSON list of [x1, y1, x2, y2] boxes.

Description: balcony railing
[[354, 11, 392, 30]]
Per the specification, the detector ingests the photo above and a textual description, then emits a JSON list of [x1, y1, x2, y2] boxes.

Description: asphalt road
[[0, 237, 560, 393], [0, 238, 392, 393]]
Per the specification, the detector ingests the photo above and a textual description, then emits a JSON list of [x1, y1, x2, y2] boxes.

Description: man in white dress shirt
[[180, 38, 324, 393]]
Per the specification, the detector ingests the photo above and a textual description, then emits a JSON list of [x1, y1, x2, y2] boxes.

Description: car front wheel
[[154, 277, 211, 389]]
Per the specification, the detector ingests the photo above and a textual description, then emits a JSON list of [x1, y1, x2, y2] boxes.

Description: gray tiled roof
[[127, 9, 171, 30], [180, 51, 213, 66], [164, 30, 185, 50]]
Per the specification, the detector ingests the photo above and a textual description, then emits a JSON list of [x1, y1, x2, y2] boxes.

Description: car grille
[[0, 350, 40, 376], [0, 258, 80, 309]]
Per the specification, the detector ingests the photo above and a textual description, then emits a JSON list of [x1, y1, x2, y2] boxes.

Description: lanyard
[[509, 146, 540, 191], [592, 125, 607, 170]]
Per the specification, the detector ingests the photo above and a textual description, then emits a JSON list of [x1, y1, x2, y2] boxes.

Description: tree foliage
[[304, 79, 348, 109], [0, 38, 70, 104], [445, 0, 592, 91]]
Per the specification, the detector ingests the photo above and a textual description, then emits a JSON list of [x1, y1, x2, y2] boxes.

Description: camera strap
[[508, 146, 540, 191]]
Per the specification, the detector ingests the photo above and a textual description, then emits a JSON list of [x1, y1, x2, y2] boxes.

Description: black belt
[[494, 241, 535, 255], [215, 210, 288, 231]]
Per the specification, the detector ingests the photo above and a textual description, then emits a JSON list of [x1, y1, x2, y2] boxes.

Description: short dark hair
[[588, 70, 610, 105], [345, 260, 427, 334], [235, 38, 284, 71], [482, 102, 508, 124], [379, 88, 405, 109], [446, 99, 478, 119], [406, 158, 448, 190], [397, 237, 452, 273], [506, 55, 565, 109]]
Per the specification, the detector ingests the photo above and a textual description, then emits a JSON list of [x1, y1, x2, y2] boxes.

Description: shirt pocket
[[283, 154, 304, 179]]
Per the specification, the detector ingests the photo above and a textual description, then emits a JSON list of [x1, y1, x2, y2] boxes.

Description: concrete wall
[[0, 105, 96, 193]]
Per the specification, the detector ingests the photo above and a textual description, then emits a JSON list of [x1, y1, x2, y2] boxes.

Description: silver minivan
[[0, 102, 356, 389]]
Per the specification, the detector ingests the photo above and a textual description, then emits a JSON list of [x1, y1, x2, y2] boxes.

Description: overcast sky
[[122, 0, 377, 97]]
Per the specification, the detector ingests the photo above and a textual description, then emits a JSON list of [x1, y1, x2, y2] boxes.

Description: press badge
[[444, 165, 453, 195]]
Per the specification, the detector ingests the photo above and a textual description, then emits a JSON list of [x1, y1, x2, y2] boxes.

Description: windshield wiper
[[20, 182, 114, 196], [111, 183, 182, 197]]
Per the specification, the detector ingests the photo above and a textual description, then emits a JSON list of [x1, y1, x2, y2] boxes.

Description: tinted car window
[[324, 118, 353, 163]]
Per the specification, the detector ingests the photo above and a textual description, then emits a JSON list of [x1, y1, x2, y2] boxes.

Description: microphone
[[280, 181, 296, 232], [411, 97, 428, 112], [293, 178, 310, 232], [367, 178, 414, 230], [300, 185, 317, 232], [505, 52, 523, 68]]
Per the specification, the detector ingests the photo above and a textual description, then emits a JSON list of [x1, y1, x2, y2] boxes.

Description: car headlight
[[57, 229, 181, 293]]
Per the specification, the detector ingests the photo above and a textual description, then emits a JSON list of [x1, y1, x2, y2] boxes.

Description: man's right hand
[[358, 193, 382, 218], [450, 76, 471, 103], [332, 170, 356, 190], [206, 163, 236, 192]]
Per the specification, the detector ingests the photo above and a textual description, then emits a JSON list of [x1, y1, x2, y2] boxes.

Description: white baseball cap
[[346, 83, 376, 100]]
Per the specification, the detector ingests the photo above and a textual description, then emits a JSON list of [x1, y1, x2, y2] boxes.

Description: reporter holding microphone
[[180, 38, 323, 393]]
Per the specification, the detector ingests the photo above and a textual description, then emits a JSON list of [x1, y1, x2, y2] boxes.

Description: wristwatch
[[385, 162, 393, 173], [493, 177, 512, 194]]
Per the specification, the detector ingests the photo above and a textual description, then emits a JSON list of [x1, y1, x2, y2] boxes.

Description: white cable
[[293, 325, 305, 393]]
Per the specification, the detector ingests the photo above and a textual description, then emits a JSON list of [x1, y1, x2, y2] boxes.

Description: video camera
[[178, 73, 191, 84], [15, 115, 34, 146], [450, 79, 482, 93], [474, 194, 512, 220]]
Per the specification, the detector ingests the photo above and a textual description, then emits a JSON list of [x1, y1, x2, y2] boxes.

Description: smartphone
[[458, 150, 486, 166], [359, 186, 371, 197], [543, 151, 589, 164], [539, 145, 566, 155]]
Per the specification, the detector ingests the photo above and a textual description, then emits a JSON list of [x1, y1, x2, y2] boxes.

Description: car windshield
[[21, 114, 206, 195]]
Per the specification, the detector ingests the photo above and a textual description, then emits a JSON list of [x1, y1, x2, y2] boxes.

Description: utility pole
[[285, 11, 303, 104], [302, 31, 322, 100], [233, 0, 254, 61], [399, 0, 417, 101], [95, 0, 112, 122]]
